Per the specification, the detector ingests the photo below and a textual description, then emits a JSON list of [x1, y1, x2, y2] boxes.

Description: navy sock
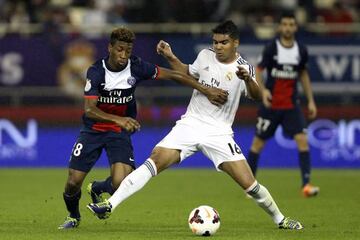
[[299, 151, 311, 187], [63, 190, 81, 219], [91, 176, 115, 195], [248, 151, 260, 176]]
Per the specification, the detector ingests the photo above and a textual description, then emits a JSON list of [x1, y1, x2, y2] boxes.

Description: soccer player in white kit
[[88, 21, 303, 230]]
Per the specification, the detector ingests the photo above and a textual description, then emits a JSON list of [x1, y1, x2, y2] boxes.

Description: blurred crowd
[[0, 0, 358, 31]]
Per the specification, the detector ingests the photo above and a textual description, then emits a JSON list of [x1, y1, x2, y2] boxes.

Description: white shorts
[[156, 121, 246, 171]]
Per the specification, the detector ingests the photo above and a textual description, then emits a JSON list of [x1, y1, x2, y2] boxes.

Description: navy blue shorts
[[255, 104, 306, 140], [68, 131, 135, 173]]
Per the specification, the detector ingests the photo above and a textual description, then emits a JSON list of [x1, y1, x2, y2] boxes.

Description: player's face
[[278, 18, 297, 39], [212, 34, 239, 63], [108, 41, 133, 68]]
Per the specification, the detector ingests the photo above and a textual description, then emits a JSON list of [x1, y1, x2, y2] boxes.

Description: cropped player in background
[[247, 13, 319, 197], [58, 27, 228, 229], [88, 21, 304, 230]]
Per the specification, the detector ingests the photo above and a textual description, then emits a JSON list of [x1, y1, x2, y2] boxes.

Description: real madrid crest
[[225, 72, 233, 81]]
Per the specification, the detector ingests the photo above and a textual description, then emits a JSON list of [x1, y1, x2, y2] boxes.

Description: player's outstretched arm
[[84, 98, 140, 132], [157, 67, 228, 106], [300, 69, 317, 119], [255, 67, 272, 108], [156, 40, 188, 74], [236, 66, 262, 101]]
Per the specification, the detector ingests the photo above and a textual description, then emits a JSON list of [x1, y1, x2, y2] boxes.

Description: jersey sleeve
[[257, 43, 273, 70], [242, 63, 257, 98], [299, 45, 309, 70], [238, 62, 256, 82], [189, 49, 206, 79], [84, 66, 102, 98], [248, 63, 256, 80], [136, 57, 159, 82]]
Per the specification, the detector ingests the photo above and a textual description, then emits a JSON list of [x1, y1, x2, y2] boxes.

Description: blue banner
[[0, 34, 359, 86], [0, 119, 359, 168]]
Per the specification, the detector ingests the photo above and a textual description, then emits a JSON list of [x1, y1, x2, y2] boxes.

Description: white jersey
[[180, 48, 256, 135]]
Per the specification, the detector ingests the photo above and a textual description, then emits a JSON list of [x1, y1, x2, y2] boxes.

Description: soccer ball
[[188, 205, 220, 236]]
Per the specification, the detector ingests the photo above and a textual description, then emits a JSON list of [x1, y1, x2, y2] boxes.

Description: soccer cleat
[[58, 216, 80, 229], [87, 182, 104, 204], [302, 184, 320, 197], [87, 199, 112, 219], [278, 217, 303, 230]]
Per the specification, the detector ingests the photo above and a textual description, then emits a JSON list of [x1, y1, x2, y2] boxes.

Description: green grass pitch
[[0, 168, 359, 240]]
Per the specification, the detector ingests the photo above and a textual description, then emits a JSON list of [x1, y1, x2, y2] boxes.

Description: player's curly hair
[[212, 20, 239, 40], [110, 27, 136, 45]]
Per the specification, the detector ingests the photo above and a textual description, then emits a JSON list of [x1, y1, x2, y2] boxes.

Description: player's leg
[[87, 162, 135, 219], [109, 146, 181, 208], [248, 107, 279, 175], [59, 168, 87, 229], [201, 135, 302, 229], [110, 163, 134, 190], [248, 136, 266, 175], [87, 121, 198, 218], [88, 132, 135, 203], [294, 132, 310, 185], [220, 160, 303, 229], [283, 106, 319, 197], [294, 133, 319, 197], [88, 163, 133, 204], [59, 132, 102, 229], [87, 147, 181, 218]]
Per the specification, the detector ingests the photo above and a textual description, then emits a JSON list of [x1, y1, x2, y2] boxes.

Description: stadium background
[[0, 0, 359, 169]]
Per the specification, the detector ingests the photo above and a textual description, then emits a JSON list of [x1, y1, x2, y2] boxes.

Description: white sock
[[109, 159, 157, 210], [246, 181, 284, 224]]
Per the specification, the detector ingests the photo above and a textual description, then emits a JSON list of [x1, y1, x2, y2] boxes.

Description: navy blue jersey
[[258, 39, 308, 109], [82, 55, 159, 133]]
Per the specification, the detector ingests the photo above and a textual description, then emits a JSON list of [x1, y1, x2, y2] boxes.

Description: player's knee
[[294, 133, 309, 150], [298, 143, 309, 151], [151, 158, 167, 173], [150, 147, 180, 173]]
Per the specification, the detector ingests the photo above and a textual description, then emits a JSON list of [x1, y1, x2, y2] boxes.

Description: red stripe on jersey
[[92, 122, 121, 132], [92, 104, 128, 132], [84, 95, 98, 99], [154, 65, 160, 80], [98, 103, 128, 116], [271, 79, 295, 109]]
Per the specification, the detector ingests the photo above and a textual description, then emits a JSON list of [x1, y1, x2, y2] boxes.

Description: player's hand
[[204, 87, 228, 107], [262, 89, 272, 108], [308, 101, 317, 119], [156, 40, 174, 58], [236, 66, 252, 82], [115, 117, 141, 133]]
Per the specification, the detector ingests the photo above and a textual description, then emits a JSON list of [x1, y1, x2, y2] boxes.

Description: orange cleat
[[302, 184, 320, 197]]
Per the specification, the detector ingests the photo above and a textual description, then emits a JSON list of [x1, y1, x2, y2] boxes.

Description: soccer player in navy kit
[[58, 27, 228, 229], [247, 13, 320, 197]]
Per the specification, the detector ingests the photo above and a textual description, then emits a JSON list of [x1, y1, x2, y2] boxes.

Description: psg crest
[[127, 76, 136, 86]]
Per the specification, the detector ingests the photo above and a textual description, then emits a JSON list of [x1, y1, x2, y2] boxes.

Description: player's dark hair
[[212, 20, 239, 40], [279, 12, 296, 22], [110, 27, 135, 45]]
